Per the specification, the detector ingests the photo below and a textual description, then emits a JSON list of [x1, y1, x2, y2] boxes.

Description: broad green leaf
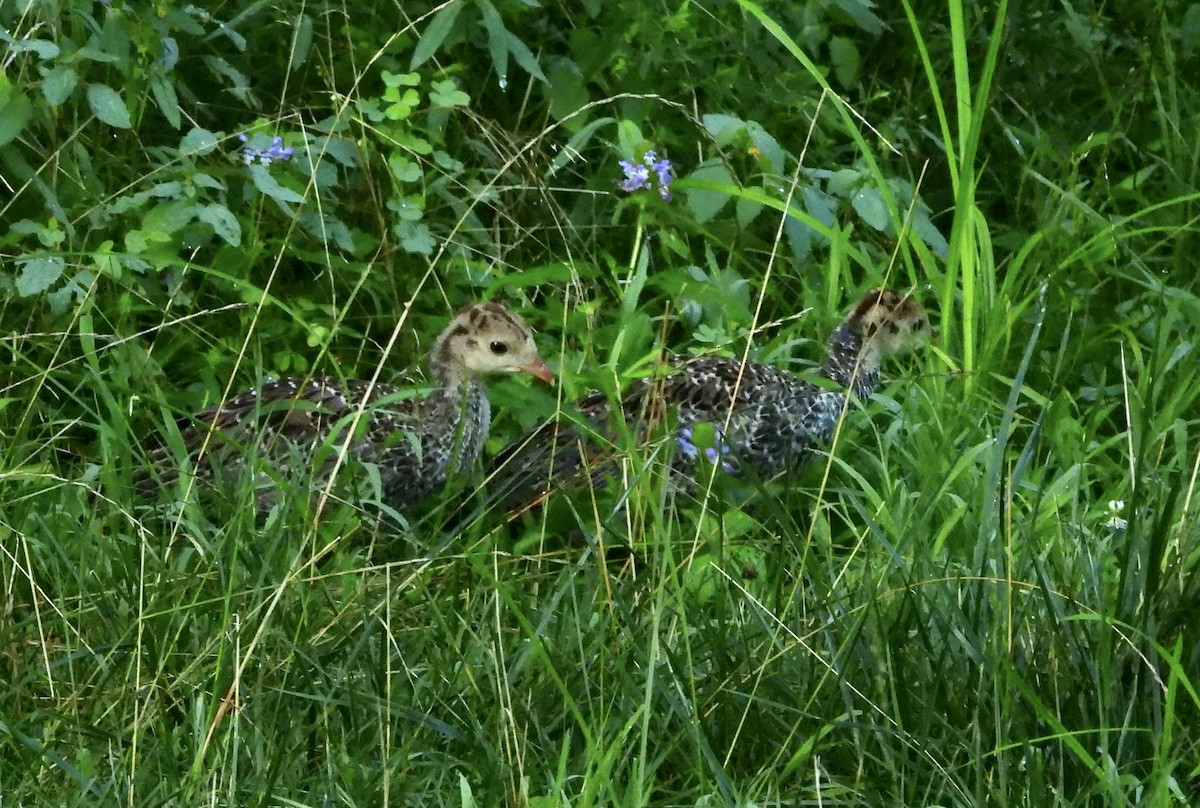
[[429, 79, 470, 108], [249, 164, 304, 204], [851, 187, 890, 231], [395, 221, 435, 255], [615, 119, 644, 157], [6, 38, 59, 59], [180, 127, 219, 157], [546, 59, 587, 125], [87, 83, 132, 128], [313, 136, 359, 167], [829, 36, 861, 88], [803, 185, 837, 227], [198, 204, 242, 246], [684, 161, 735, 223], [910, 208, 949, 258], [150, 73, 181, 129], [701, 113, 746, 146], [388, 155, 423, 183], [827, 168, 860, 197], [15, 256, 66, 296], [382, 70, 421, 88], [746, 121, 785, 173], [41, 65, 77, 107], [0, 86, 33, 147], [735, 196, 763, 229], [387, 195, 425, 222], [288, 14, 314, 72], [143, 199, 196, 235], [46, 270, 94, 315], [384, 87, 420, 120]]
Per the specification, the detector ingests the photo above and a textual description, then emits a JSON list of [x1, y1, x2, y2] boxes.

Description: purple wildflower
[[650, 157, 674, 201], [238, 133, 295, 166], [677, 426, 700, 460], [618, 150, 674, 201], [677, 425, 736, 473], [619, 160, 651, 192]]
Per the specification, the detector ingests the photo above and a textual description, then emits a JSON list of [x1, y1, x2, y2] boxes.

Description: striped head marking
[[434, 303, 553, 382], [852, 288, 934, 357]]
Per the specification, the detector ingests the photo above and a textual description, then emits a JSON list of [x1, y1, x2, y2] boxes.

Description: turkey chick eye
[[489, 341, 509, 356]]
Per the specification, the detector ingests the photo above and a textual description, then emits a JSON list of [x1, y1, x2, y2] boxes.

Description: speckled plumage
[[489, 289, 932, 507], [139, 302, 551, 515]]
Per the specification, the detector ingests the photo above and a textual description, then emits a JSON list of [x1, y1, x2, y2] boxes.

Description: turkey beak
[[520, 357, 554, 383]]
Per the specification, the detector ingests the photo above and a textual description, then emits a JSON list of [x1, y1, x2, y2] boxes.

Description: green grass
[[4, 0, 1200, 805]]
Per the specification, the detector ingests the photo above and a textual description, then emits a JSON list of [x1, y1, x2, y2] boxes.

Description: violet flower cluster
[[677, 425, 736, 473], [619, 150, 674, 201], [238, 134, 294, 166]]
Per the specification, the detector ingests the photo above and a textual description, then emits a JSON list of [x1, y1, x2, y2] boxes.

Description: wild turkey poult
[[488, 289, 933, 509], [139, 302, 552, 515]]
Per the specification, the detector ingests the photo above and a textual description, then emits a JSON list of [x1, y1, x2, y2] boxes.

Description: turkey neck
[[427, 342, 491, 455], [818, 320, 881, 400]]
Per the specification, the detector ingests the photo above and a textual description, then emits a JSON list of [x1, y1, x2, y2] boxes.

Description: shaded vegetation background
[[2, 0, 1198, 804]]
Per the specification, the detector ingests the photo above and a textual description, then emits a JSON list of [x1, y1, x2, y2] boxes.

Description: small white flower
[[1104, 499, 1127, 530]]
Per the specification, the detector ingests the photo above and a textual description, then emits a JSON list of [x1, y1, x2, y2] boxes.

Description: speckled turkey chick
[[488, 289, 932, 508], [139, 302, 552, 515]]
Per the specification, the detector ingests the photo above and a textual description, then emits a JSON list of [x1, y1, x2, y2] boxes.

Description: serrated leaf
[[41, 65, 77, 107], [15, 256, 66, 296], [87, 83, 132, 128], [411, 4, 463, 70], [198, 204, 242, 246], [396, 221, 435, 255]]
